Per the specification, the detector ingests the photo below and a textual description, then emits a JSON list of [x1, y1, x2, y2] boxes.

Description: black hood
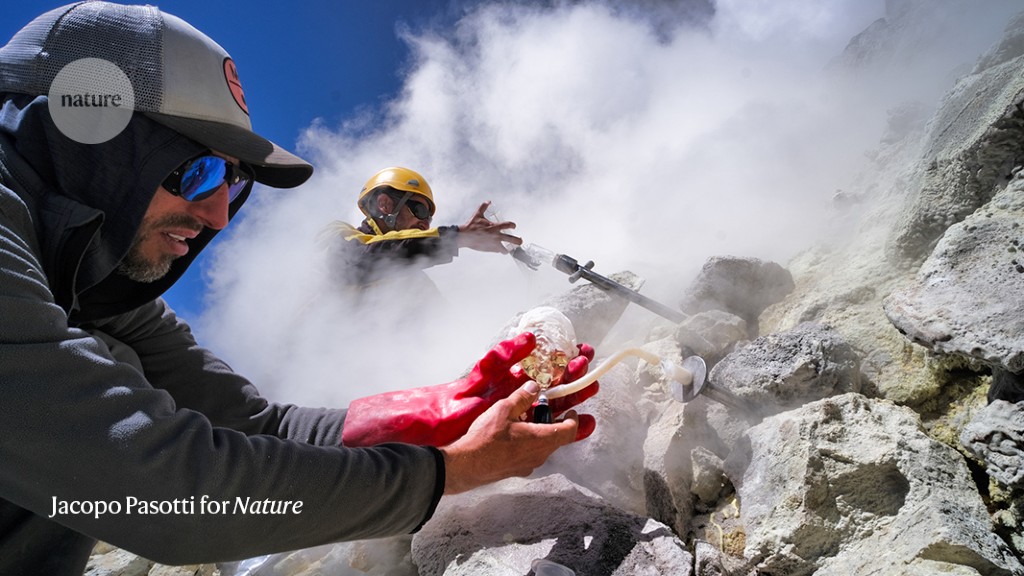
[[0, 94, 252, 323]]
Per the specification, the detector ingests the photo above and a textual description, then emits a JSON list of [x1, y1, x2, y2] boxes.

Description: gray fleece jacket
[[0, 95, 443, 575]]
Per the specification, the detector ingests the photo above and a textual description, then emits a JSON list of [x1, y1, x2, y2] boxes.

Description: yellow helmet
[[357, 167, 435, 218]]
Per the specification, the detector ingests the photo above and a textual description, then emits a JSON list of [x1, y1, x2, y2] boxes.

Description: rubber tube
[[544, 347, 693, 400]]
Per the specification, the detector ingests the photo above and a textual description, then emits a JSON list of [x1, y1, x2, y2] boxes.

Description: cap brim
[[145, 112, 313, 189]]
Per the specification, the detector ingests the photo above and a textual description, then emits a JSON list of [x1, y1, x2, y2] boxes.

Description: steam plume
[[195, 0, 1015, 406]]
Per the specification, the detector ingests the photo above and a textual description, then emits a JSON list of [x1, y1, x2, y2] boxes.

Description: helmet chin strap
[[382, 191, 413, 232], [367, 218, 385, 235]]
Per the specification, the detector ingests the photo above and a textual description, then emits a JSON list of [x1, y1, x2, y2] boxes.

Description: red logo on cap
[[223, 58, 249, 115]]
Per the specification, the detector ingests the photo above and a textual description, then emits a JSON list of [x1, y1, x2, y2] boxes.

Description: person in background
[[322, 166, 522, 302], [0, 3, 599, 575]]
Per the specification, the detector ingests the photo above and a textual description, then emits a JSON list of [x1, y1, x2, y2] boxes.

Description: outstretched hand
[[457, 201, 522, 253]]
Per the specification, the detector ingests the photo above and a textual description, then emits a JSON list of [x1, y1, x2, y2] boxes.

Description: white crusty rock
[[724, 393, 1023, 576], [885, 175, 1024, 372], [961, 399, 1024, 489], [885, 45, 1024, 264]]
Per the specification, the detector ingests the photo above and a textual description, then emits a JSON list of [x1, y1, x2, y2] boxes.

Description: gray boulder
[[693, 540, 726, 576], [216, 538, 416, 576], [85, 546, 153, 576], [679, 256, 794, 337], [641, 383, 746, 545], [724, 393, 1023, 575], [411, 474, 693, 576], [674, 310, 749, 368], [708, 322, 862, 418], [689, 446, 727, 508], [642, 401, 694, 541]]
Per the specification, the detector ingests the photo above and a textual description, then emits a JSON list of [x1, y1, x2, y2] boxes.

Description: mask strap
[[383, 191, 413, 231]]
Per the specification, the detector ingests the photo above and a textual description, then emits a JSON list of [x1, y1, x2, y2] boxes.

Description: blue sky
[[3, 0, 463, 320]]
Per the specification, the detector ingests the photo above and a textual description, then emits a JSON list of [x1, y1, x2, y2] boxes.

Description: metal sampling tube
[[510, 244, 688, 324], [552, 254, 689, 324]]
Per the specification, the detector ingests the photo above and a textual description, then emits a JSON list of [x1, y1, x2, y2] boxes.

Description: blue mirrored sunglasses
[[162, 155, 253, 203]]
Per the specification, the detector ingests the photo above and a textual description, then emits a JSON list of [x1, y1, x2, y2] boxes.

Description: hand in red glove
[[341, 332, 599, 447]]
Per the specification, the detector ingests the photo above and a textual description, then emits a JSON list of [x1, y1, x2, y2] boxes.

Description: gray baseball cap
[[0, 1, 313, 188]]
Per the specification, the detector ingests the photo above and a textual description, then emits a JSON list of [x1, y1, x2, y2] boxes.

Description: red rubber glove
[[341, 332, 599, 447]]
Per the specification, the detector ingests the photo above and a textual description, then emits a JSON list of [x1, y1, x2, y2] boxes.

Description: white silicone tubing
[[544, 347, 693, 399]]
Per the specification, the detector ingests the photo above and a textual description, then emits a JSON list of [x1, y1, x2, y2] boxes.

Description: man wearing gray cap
[[0, 3, 598, 574]]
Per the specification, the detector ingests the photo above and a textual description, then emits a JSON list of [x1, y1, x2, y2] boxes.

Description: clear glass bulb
[[519, 348, 570, 390], [511, 306, 577, 391]]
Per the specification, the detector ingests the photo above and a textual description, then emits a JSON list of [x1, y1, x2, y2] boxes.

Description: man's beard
[[115, 247, 174, 283], [116, 214, 202, 283]]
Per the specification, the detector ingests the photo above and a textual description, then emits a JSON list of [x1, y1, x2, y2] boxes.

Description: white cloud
[[196, 0, 1013, 407], [714, 0, 884, 45]]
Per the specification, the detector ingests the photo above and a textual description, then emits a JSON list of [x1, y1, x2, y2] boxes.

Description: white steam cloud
[[194, 0, 1016, 407]]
